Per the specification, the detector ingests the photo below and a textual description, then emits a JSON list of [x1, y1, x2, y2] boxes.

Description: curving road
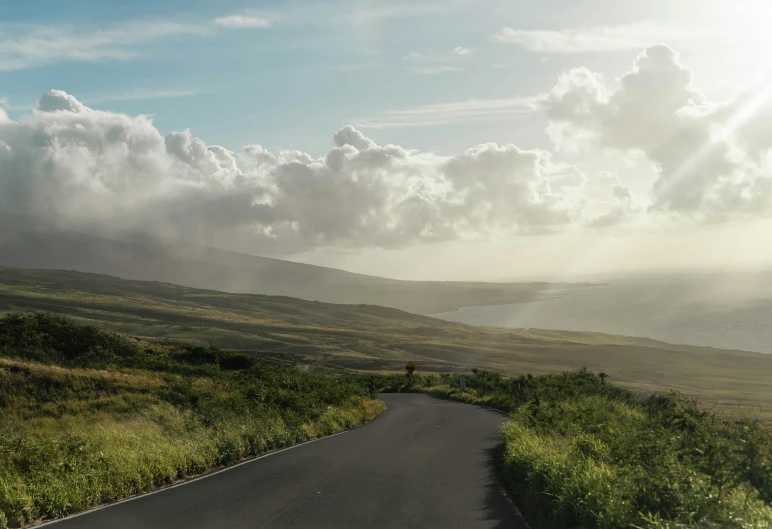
[[39, 394, 529, 529]]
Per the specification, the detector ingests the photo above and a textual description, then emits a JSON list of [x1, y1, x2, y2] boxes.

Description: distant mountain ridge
[[0, 211, 593, 314]]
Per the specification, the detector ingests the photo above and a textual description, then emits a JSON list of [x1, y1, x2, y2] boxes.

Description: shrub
[[0, 313, 383, 527], [377, 368, 772, 528]]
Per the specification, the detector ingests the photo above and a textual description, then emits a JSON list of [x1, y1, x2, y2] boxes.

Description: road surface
[[41, 394, 528, 529]]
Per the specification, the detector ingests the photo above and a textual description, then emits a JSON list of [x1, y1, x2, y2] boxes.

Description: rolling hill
[[1, 265, 771, 417], [0, 211, 589, 314]]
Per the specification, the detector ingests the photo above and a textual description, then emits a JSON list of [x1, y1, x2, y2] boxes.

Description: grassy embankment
[[3, 306, 772, 528], [2, 266, 772, 418], [0, 313, 383, 528], [377, 371, 772, 529]]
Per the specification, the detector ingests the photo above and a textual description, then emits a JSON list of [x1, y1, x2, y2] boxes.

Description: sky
[[2, 0, 772, 281]]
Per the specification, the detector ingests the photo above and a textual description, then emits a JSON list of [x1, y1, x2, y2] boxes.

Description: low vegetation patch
[[376, 370, 772, 528], [0, 313, 383, 528]]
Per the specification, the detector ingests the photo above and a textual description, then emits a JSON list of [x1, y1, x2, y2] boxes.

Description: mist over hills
[[434, 268, 772, 354], [1, 265, 771, 418], [0, 212, 589, 314]]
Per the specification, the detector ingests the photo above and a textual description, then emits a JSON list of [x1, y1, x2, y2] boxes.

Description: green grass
[[4, 310, 772, 528], [378, 371, 772, 528], [2, 266, 772, 419], [0, 313, 383, 528]]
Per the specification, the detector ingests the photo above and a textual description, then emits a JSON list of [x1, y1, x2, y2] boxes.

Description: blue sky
[[3, 0, 762, 155], [2, 0, 772, 280]]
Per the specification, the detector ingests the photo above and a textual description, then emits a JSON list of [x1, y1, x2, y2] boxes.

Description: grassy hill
[[1, 266, 772, 417], [3, 313, 771, 528], [0, 212, 588, 314], [0, 313, 383, 528]]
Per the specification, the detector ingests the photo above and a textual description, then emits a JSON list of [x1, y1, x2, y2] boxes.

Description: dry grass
[[1, 267, 772, 418]]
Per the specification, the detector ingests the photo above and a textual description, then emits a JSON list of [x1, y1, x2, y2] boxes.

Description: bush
[[378, 368, 772, 528], [0, 313, 142, 366], [0, 313, 383, 527]]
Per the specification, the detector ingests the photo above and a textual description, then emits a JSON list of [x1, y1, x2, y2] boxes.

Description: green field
[[1, 266, 772, 417]]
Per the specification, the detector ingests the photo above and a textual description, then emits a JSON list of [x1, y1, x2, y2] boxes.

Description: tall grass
[[0, 313, 383, 528], [376, 370, 772, 528]]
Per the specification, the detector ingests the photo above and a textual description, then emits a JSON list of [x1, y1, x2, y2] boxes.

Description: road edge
[[384, 390, 533, 529], [31, 402, 390, 528]]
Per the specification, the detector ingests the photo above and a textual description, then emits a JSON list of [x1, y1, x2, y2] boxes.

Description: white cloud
[[329, 64, 378, 72], [7, 46, 768, 254], [0, 21, 210, 71], [203, 0, 478, 31], [402, 47, 472, 75], [212, 15, 272, 29], [494, 21, 707, 54], [348, 0, 476, 22], [544, 44, 772, 220], [409, 65, 464, 75], [353, 96, 541, 128], [586, 172, 639, 228], [402, 52, 428, 63], [82, 89, 202, 104], [37, 90, 89, 113], [0, 91, 625, 254]]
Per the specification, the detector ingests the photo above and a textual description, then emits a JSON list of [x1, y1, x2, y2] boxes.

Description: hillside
[[1, 266, 772, 417], [0, 212, 588, 314], [3, 314, 771, 528], [0, 313, 382, 528]]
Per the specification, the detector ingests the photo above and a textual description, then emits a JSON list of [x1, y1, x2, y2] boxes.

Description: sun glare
[[732, 0, 772, 71]]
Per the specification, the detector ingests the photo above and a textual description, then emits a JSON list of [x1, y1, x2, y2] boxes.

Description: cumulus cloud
[[544, 44, 772, 220], [0, 91, 627, 254], [37, 90, 90, 113], [586, 172, 639, 228], [235, 128, 590, 250], [9, 44, 769, 253]]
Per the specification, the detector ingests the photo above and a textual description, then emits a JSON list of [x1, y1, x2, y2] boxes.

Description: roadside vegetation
[[4, 309, 772, 529], [0, 313, 383, 528], [377, 370, 772, 529]]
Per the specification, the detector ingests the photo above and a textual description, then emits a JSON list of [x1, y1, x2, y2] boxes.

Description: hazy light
[[654, 72, 772, 204]]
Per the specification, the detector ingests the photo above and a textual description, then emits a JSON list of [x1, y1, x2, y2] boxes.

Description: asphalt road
[[41, 394, 529, 529]]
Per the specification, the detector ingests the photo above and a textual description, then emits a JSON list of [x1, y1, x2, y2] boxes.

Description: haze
[[3, 0, 772, 350]]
